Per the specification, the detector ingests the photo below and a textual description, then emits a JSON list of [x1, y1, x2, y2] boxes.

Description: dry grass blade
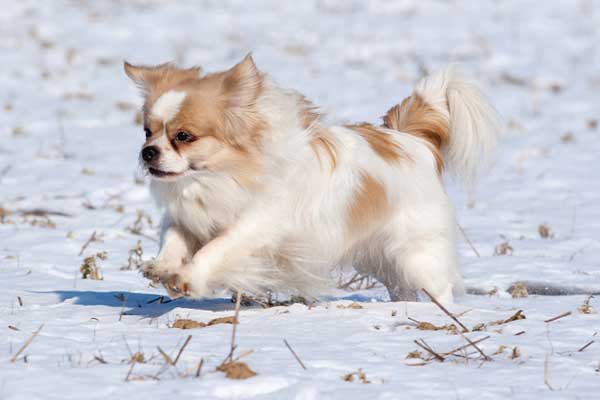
[[421, 288, 469, 332], [10, 324, 44, 362], [460, 333, 492, 361], [458, 223, 480, 258], [125, 362, 135, 381], [544, 311, 572, 323], [223, 291, 242, 365], [283, 339, 307, 370], [414, 339, 445, 362], [195, 358, 204, 378], [577, 340, 594, 352], [173, 335, 192, 366], [442, 335, 490, 357], [157, 346, 174, 365], [78, 230, 100, 256]]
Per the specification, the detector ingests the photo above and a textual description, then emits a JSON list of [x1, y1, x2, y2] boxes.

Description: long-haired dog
[[124, 54, 501, 303]]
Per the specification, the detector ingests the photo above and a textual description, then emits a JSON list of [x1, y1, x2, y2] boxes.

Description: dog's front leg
[[142, 215, 197, 293], [160, 209, 282, 298]]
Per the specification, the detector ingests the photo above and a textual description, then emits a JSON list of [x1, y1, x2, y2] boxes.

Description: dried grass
[[80, 253, 105, 280], [336, 302, 363, 309], [343, 369, 370, 384], [170, 316, 238, 329], [494, 241, 514, 256], [578, 296, 596, 314], [216, 361, 257, 379], [510, 282, 529, 298]]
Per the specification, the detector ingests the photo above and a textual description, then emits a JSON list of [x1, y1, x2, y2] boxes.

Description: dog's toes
[[142, 268, 161, 284], [161, 272, 193, 298]]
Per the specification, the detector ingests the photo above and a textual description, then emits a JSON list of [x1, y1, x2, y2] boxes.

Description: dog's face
[[124, 55, 266, 186]]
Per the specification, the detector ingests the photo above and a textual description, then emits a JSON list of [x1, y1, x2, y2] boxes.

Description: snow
[[1, 1, 599, 399]]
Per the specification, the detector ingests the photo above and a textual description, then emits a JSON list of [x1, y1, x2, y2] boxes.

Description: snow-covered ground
[[1, 1, 599, 398]]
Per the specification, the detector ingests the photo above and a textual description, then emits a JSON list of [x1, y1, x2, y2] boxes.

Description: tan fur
[[127, 55, 267, 189], [296, 96, 338, 170], [298, 95, 322, 129], [346, 171, 390, 241], [309, 129, 337, 169], [347, 123, 406, 164], [383, 94, 449, 174]]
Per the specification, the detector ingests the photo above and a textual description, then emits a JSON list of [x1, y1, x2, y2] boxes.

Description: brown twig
[[414, 339, 445, 362], [544, 311, 572, 323], [173, 335, 192, 366], [458, 223, 481, 258], [577, 340, 594, 352], [223, 291, 242, 364], [157, 346, 174, 365], [19, 208, 73, 218], [283, 339, 307, 370], [421, 288, 469, 333], [78, 230, 100, 256], [195, 358, 204, 378], [10, 324, 44, 362], [443, 335, 490, 356], [125, 361, 136, 382], [460, 333, 492, 361]]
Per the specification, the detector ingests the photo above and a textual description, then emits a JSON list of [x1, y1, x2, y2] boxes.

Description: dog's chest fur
[[151, 175, 252, 242]]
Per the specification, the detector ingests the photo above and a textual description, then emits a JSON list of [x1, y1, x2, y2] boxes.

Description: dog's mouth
[[148, 167, 182, 178]]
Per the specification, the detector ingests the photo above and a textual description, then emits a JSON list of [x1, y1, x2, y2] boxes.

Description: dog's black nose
[[142, 146, 159, 162]]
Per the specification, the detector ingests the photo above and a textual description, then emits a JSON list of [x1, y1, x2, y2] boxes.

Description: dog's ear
[[124, 61, 151, 87], [124, 62, 203, 92], [222, 53, 263, 108]]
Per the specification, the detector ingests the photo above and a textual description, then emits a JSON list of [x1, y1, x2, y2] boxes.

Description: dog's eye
[[144, 128, 151, 138], [176, 131, 191, 142]]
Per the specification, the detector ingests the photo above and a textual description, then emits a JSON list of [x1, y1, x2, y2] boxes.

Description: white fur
[[151, 90, 186, 123], [147, 67, 501, 304]]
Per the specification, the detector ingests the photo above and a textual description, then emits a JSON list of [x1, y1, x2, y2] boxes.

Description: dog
[[124, 54, 501, 303]]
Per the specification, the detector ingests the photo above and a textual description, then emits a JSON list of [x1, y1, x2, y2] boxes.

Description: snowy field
[[1, 0, 599, 398]]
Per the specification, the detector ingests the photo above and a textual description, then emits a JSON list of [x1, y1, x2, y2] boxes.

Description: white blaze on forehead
[[151, 90, 187, 123]]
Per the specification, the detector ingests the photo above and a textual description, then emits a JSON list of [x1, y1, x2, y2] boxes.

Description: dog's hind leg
[[384, 234, 461, 304], [353, 239, 418, 302]]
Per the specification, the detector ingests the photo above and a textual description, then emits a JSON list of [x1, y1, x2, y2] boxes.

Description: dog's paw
[[141, 260, 176, 284], [159, 266, 208, 299]]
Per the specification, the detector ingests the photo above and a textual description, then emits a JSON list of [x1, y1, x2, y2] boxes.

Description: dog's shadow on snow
[[50, 290, 236, 317], [48, 290, 387, 318]]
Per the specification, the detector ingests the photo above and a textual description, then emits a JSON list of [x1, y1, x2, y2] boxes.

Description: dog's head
[[124, 54, 266, 186]]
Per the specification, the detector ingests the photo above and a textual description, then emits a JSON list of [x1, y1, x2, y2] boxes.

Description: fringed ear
[[124, 61, 151, 88], [222, 53, 263, 108], [124, 62, 203, 93]]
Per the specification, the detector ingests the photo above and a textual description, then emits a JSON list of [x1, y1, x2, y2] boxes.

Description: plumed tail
[[383, 66, 502, 185]]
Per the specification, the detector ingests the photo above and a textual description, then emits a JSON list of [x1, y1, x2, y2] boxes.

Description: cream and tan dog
[[124, 54, 501, 303]]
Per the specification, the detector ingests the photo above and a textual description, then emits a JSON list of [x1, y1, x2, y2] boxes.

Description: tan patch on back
[[346, 171, 390, 241], [383, 94, 449, 174], [310, 128, 337, 170], [298, 95, 322, 130], [297, 95, 337, 170], [347, 123, 406, 164]]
